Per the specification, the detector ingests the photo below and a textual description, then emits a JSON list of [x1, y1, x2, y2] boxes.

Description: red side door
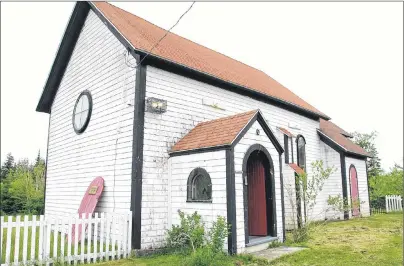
[[350, 167, 360, 216], [247, 157, 267, 236]]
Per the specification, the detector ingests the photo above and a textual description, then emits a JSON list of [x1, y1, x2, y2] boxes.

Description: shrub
[[291, 226, 309, 243], [166, 211, 230, 257], [206, 216, 229, 253], [166, 210, 205, 252]]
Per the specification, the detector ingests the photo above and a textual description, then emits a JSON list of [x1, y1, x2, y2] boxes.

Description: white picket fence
[[386, 195, 403, 213], [0, 212, 132, 266]]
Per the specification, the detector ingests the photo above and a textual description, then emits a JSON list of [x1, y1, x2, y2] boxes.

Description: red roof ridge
[[97, 2, 267, 75], [92, 2, 329, 119], [197, 110, 259, 126]]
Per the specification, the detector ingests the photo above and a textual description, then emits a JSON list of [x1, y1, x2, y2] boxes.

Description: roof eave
[[37, 1, 330, 122], [137, 49, 331, 121], [317, 130, 370, 158], [169, 144, 231, 157], [36, 2, 91, 114]]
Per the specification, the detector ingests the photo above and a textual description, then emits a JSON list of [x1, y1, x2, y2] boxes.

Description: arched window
[[296, 135, 306, 170], [187, 168, 212, 202]]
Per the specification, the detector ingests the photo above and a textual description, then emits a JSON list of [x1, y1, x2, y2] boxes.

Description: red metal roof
[[93, 2, 328, 119]]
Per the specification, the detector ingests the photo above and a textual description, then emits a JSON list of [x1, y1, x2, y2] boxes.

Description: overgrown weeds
[[165, 210, 231, 266]]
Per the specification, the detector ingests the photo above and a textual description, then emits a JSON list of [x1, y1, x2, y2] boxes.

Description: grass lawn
[[96, 213, 402, 266], [1, 215, 115, 264], [270, 212, 403, 266]]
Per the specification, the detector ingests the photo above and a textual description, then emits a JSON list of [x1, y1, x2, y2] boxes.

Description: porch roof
[[170, 109, 284, 155]]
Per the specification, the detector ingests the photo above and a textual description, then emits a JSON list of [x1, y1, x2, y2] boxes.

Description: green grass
[[3, 213, 401, 265], [270, 212, 403, 266], [94, 213, 402, 266], [1, 215, 115, 264]]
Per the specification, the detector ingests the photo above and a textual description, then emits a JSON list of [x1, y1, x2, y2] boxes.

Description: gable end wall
[[45, 10, 136, 217]]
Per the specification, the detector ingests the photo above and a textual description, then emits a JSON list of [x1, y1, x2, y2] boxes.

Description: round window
[[72, 91, 92, 134]]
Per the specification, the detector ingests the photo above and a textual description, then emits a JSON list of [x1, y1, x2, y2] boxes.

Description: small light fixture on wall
[[256, 129, 260, 135], [146, 97, 167, 113]]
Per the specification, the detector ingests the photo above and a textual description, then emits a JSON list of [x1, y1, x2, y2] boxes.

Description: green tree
[[8, 159, 45, 214], [1, 153, 15, 181], [0, 156, 45, 215], [352, 131, 382, 177], [34, 150, 45, 167], [369, 167, 403, 199]]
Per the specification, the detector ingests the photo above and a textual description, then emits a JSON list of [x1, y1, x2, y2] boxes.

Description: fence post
[[0, 216, 3, 261], [0, 211, 132, 266], [386, 196, 389, 213], [14, 215, 21, 265]]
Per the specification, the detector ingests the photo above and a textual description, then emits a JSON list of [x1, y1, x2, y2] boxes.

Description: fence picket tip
[[0, 212, 131, 265]]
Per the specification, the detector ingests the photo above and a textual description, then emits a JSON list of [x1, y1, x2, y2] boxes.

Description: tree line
[[0, 151, 45, 215]]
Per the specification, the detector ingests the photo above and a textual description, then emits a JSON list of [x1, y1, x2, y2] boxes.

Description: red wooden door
[[247, 156, 267, 236], [350, 167, 360, 216]]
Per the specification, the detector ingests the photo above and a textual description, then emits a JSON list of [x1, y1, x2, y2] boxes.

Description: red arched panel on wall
[[350, 166, 360, 217], [71, 177, 104, 242]]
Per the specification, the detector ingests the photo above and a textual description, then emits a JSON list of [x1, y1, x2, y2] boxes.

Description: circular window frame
[[72, 90, 93, 134]]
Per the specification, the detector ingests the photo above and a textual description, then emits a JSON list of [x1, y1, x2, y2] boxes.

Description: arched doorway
[[243, 144, 276, 244], [349, 165, 360, 216]]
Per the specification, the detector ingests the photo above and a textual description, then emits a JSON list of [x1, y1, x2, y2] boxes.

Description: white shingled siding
[[45, 10, 136, 218], [234, 120, 283, 252], [317, 142, 344, 221], [282, 134, 299, 230], [168, 151, 227, 249], [141, 66, 322, 248], [283, 164, 297, 230], [345, 157, 370, 217], [142, 66, 320, 248]]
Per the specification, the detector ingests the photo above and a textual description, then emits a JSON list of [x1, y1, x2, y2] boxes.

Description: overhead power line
[[126, 2, 196, 68]]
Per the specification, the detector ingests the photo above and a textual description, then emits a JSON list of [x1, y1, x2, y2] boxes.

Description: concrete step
[[245, 236, 278, 253]]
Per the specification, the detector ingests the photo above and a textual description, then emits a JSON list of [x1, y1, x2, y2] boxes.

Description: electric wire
[[112, 2, 196, 212], [124, 2, 195, 69]]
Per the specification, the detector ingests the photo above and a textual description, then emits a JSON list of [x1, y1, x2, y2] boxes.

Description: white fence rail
[[1, 212, 132, 266], [386, 195, 403, 213]]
